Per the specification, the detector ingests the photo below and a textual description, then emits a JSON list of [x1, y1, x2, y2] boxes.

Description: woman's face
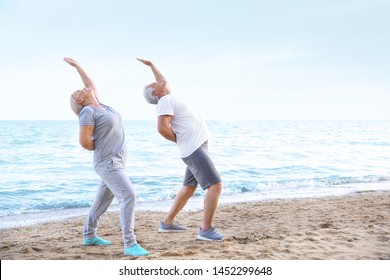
[[72, 87, 93, 104]]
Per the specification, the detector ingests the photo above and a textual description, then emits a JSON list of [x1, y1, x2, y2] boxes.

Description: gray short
[[182, 142, 221, 190]]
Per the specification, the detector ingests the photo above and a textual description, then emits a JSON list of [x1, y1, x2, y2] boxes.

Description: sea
[[0, 120, 389, 229]]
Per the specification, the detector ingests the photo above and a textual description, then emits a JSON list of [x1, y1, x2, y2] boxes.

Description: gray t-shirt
[[79, 104, 126, 165]]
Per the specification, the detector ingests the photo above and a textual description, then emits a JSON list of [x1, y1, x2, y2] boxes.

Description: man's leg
[[181, 142, 223, 236], [162, 165, 198, 225], [202, 182, 222, 230], [162, 185, 196, 224]]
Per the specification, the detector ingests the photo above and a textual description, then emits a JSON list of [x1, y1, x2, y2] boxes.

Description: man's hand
[[137, 58, 169, 92], [137, 58, 153, 67], [157, 115, 176, 143]]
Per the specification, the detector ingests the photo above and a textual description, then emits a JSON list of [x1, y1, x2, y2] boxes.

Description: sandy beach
[[1, 191, 389, 260]]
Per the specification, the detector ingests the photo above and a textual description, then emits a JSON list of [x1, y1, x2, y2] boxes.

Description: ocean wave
[[1, 120, 390, 222], [1, 175, 388, 214], [0, 200, 93, 215], [222, 175, 390, 195], [348, 141, 390, 146]]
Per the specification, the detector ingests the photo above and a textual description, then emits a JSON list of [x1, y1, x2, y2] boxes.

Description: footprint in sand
[[160, 251, 184, 257]]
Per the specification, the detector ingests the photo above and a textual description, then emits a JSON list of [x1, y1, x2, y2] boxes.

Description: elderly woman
[[64, 57, 149, 257]]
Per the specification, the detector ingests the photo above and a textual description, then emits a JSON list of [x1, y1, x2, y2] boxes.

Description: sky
[[0, 0, 389, 120]]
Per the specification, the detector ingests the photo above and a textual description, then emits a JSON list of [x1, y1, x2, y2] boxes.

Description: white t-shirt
[[156, 94, 210, 158]]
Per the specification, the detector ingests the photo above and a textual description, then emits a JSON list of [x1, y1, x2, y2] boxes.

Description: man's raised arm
[[137, 58, 169, 91]]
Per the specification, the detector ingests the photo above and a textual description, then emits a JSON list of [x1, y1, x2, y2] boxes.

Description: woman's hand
[[64, 57, 79, 68], [64, 57, 100, 100]]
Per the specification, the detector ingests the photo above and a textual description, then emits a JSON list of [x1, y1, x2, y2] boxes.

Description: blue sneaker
[[197, 227, 224, 241], [159, 221, 187, 233], [82, 236, 112, 246], [124, 244, 150, 257]]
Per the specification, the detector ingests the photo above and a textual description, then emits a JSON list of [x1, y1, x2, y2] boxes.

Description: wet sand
[[1, 191, 389, 260]]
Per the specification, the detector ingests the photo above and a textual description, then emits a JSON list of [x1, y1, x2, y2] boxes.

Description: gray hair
[[70, 95, 83, 116], [143, 85, 159, 105]]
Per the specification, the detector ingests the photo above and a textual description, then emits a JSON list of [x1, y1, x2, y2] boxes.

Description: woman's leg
[[94, 156, 137, 249], [83, 180, 115, 239]]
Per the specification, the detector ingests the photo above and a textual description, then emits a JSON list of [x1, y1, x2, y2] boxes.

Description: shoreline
[[2, 181, 390, 230], [1, 190, 389, 260]]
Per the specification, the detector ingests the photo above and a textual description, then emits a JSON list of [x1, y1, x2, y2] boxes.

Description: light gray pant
[[83, 151, 137, 249]]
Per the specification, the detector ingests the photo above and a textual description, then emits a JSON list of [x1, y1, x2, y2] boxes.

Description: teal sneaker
[[124, 244, 150, 257], [83, 236, 112, 246]]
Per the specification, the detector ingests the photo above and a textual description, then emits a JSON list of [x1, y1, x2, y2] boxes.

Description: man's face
[[144, 85, 159, 104], [147, 83, 158, 94], [148, 81, 166, 96]]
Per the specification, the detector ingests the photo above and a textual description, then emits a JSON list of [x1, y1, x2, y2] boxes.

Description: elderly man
[[138, 58, 223, 241]]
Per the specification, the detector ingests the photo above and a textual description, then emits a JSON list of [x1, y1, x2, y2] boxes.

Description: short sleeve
[[156, 96, 174, 116], [79, 107, 95, 126]]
